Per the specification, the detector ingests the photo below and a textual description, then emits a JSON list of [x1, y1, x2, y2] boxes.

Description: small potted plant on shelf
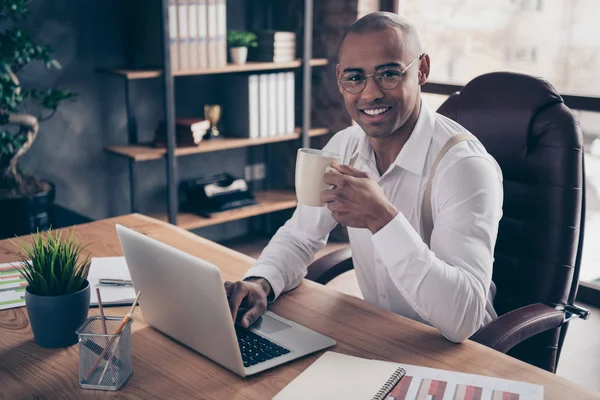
[[227, 30, 258, 65], [0, 0, 77, 239], [14, 228, 91, 348]]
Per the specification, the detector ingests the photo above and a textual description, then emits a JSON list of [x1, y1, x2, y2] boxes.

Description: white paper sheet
[[0, 262, 27, 310], [88, 257, 136, 307]]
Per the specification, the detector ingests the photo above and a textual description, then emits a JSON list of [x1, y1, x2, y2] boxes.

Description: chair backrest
[[437, 72, 585, 371]]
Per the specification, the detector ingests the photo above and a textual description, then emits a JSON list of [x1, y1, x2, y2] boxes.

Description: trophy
[[204, 104, 222, 139]]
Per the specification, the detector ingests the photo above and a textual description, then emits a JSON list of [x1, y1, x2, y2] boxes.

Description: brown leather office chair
[[306, 72, 590, 373]]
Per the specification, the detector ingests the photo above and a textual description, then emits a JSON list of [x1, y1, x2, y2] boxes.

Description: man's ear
[[418, 54, 430, 86], [336, 64, 344, 95]]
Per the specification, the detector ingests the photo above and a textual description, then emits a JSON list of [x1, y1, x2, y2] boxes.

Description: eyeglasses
[[338, 54, 424, 94]]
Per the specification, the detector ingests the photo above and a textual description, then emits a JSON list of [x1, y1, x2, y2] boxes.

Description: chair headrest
[[437, 72, 564, 162]]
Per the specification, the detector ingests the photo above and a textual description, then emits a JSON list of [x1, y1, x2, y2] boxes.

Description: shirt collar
[[355, 101, 436, 176]]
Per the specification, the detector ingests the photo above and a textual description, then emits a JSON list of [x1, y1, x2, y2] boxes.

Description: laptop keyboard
[[235, 326, 291, 368]]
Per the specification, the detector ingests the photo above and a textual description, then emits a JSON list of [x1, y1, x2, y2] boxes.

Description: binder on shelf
[[267, 73, 278, 137], [258, 74, 269, 138], [206, 0, 218, 68], [216, 0, 227, 67], [197, 0, 208, 68], [276, 72, 287, 135], [249, 75, 260, 139], [188, 0, 199, 69], [177, 0, 190, 70], [285, 72, 295, 134], [222, 74, 259, 139], [168, 0, 179, 71]]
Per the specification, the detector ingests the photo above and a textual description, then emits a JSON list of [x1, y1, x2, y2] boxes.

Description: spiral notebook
[[274, 351, 543, 400], [273, 351, 405, 400]]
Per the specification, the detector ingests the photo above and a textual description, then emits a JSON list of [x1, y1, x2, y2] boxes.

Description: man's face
[[337, 28, 426, 139]]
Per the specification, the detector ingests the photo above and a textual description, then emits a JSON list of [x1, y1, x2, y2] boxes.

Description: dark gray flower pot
[[25, 280, 90, 348]]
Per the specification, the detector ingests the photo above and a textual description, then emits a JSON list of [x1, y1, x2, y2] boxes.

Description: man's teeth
[[363, 108, 389, 116]]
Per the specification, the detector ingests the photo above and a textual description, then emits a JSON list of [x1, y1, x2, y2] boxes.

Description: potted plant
[[14, 228, 91, 348], [227, 30, 258, 65], [0, 0, 77, 239]]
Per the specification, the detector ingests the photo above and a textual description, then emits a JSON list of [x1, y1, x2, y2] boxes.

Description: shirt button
[[380, 293, 386, 300], [376, 258, 382, 264]]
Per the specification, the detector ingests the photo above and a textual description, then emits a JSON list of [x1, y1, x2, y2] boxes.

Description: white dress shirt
[[243, 102, 503, 343]]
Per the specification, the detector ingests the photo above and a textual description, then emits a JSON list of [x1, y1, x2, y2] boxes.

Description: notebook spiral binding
[[372, 366, 406, 400]]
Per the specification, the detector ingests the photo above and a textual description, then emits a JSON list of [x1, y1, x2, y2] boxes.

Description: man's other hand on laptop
[[224, 278, 272, 328]]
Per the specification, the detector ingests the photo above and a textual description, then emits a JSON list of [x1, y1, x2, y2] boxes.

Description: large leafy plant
[[0, 0, 76, 196], [14, 228, 90, 296]]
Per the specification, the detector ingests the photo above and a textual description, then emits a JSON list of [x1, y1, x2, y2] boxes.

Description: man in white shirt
[[224, 12, 503, 343]]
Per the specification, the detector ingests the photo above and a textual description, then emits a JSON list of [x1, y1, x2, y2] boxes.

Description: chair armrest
[[470, 303, 564, 353], [305, 247, 353, 285]]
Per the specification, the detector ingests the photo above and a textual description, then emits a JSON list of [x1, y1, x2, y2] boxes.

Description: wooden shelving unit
[[105, 127, 329, 161], [152, 190, 297, 230], [98, 58, 328, 80], [102, 0, 324, 231]]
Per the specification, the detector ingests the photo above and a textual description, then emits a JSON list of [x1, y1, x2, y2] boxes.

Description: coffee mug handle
[[325, 165, 336, 190]]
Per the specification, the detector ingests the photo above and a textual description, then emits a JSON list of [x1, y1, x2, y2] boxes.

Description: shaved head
[[335, 11, 430, 143], [339, 12, 422, 61]]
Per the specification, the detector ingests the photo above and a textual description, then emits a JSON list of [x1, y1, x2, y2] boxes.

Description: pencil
[[95, 288, 111, 384], [84, 291, 141, 382], [96, 288, 108, 335]]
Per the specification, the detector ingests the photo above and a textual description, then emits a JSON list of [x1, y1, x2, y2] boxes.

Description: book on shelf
[[222, 72, 295, 139], [267, 73, 278, 137], [188, 0, 199, 69], [256, 30, 296, 41], [197, 0, 208, 68], [252, 31, 297, 63], [168, 0, 179, 71], [222, 74, 260, 139], [154, 118, 210, 147], [207, 0, 218, 68], [276, 72, 287, 135], [177, 0, 190, 70], [258, 74, 269, 138], [285, 71, 295, 134], [168, 0, 225, 71], [216, 0, 227, 67]]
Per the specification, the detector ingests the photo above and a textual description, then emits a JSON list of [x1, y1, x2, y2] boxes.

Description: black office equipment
[[180, 173, 257, 215]]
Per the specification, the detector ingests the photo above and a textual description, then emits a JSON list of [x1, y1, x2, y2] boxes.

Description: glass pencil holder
[[76, 316, 134, 391]]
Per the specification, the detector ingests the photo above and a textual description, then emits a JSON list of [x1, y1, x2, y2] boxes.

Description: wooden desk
[[0, 214, 598, 399]]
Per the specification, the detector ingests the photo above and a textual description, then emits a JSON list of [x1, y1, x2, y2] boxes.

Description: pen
[[99, 278, 133, 287]]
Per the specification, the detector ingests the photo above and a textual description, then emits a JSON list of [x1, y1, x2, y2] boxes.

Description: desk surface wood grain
[[0, 214, 598, 399]]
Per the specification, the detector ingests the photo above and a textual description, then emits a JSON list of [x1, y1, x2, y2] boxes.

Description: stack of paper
[[88, 257, 137, 307]]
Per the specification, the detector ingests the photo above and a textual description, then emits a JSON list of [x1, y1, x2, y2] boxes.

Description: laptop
[[115, 224, 336, 377]]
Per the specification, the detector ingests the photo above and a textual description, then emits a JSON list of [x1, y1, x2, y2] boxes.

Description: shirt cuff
[[242, 264, 286, 303], [371, 212, 426, 270]]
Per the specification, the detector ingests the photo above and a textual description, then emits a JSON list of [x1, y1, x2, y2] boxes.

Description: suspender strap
[[348, 141, 360, 167], [421, 133, 479, 247]]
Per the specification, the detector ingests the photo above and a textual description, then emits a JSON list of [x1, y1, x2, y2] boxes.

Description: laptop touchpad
[[251, 314, 291, 335]]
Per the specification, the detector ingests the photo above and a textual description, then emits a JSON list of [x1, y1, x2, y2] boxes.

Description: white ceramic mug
[[295, 148, 341, 207]]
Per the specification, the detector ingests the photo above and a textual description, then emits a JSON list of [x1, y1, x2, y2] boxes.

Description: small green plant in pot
[[227, 30, 257, 65], [14, 228, 91, 348]]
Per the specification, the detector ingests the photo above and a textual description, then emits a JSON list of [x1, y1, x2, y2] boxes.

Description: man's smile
[[359, 106, 392, 121]]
